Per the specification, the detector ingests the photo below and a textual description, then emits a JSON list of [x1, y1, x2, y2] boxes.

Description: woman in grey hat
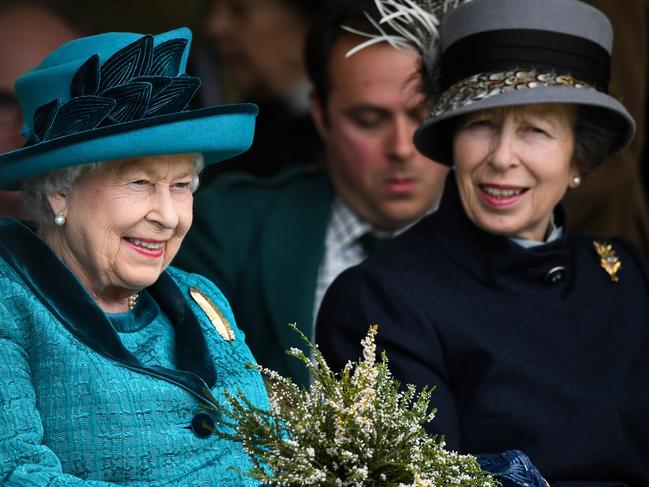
[[316, 0, 649, 484]]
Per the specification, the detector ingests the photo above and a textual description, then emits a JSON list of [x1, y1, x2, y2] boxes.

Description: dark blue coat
[[316, 179, 649, 486]]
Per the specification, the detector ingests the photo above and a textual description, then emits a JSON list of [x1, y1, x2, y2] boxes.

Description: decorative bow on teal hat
[[0, 27, 258, 189]]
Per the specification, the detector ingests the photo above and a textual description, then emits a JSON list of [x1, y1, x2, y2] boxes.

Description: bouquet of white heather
[[203, 324, 497, 486]]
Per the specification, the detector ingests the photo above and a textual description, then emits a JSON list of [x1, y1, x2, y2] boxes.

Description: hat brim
[[413, 86, 635, 166], [0, 103, 258, 190]]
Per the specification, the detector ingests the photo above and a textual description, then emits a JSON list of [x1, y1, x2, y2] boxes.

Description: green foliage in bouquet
[[203, 324, 497, 486]]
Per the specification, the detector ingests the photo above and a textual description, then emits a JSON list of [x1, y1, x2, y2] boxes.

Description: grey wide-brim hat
[[412, 0, 635, 166]]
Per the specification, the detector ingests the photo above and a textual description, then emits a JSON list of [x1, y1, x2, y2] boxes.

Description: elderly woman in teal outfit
[[0, 27, 268, 485]]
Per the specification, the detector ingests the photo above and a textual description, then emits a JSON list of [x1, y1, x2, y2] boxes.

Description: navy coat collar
[[419, 176, 573, 294], [0, 219, 218, 406]]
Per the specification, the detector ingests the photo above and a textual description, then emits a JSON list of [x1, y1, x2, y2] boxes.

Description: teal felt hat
[[0, 27, 258, 190]]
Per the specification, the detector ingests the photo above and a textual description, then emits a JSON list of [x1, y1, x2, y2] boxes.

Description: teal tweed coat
[[0, 219, 268, 485]]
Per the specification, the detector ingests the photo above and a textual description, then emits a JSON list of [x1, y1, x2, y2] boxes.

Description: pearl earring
[[572, 176, 581, 187], [54, 212, 65, 226]]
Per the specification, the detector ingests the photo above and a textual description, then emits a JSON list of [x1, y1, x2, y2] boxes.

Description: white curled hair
[[343, 0, 470, 81], [21, 153, 205, 227]]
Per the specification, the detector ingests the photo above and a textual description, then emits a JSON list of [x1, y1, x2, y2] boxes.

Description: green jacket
[[175, 167, 333, 385]]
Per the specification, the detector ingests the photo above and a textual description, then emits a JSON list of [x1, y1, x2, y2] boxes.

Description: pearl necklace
[[128, 293, 140, 311]]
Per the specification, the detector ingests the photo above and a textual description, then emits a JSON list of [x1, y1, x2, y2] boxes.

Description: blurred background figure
[[0, 1, 78, 218], [175, 0, 450, 385], [564, 0, 649, 254], [200, 0, 328, 178]]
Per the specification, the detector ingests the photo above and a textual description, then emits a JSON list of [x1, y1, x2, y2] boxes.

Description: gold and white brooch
[[189, 286, 235, 342], [593, 241, 622, 283]]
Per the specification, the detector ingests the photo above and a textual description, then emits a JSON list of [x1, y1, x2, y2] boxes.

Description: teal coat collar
[[0, 219, 217, 406]]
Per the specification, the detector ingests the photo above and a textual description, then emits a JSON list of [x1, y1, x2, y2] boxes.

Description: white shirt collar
[[510, 216, 563, 248]]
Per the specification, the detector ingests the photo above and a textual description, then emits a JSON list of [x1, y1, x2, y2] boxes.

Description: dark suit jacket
[[316, 178, 649, 486], [175, 167, 333, 385]]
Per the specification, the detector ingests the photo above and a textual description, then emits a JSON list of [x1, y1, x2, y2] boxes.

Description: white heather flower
[[211, 324, 497, 487]]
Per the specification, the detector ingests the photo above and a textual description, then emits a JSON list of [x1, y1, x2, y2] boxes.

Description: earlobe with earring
[[571, 176, 581, 188], [54, 212, 66, 226]]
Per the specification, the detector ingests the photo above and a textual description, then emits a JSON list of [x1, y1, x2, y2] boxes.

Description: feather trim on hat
[[343, 0, 470, 91]]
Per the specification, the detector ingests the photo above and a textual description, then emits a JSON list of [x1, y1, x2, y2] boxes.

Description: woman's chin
[[118, 268, 164, 290], [472, 217, 527, 239]]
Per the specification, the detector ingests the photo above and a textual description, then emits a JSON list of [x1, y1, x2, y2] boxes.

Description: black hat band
[[440, 29, 611, 92]]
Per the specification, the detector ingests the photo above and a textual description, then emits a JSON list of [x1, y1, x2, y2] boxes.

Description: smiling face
[[311, 35, 449, 232], [44, 154, 196, 311], [452, 104, 580, 241]]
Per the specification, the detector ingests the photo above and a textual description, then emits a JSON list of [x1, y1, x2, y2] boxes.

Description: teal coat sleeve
[[0, 280, 115, 485]]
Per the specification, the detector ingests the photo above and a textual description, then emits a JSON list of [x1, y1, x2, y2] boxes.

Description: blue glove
[[476, 449, 548, 487]]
